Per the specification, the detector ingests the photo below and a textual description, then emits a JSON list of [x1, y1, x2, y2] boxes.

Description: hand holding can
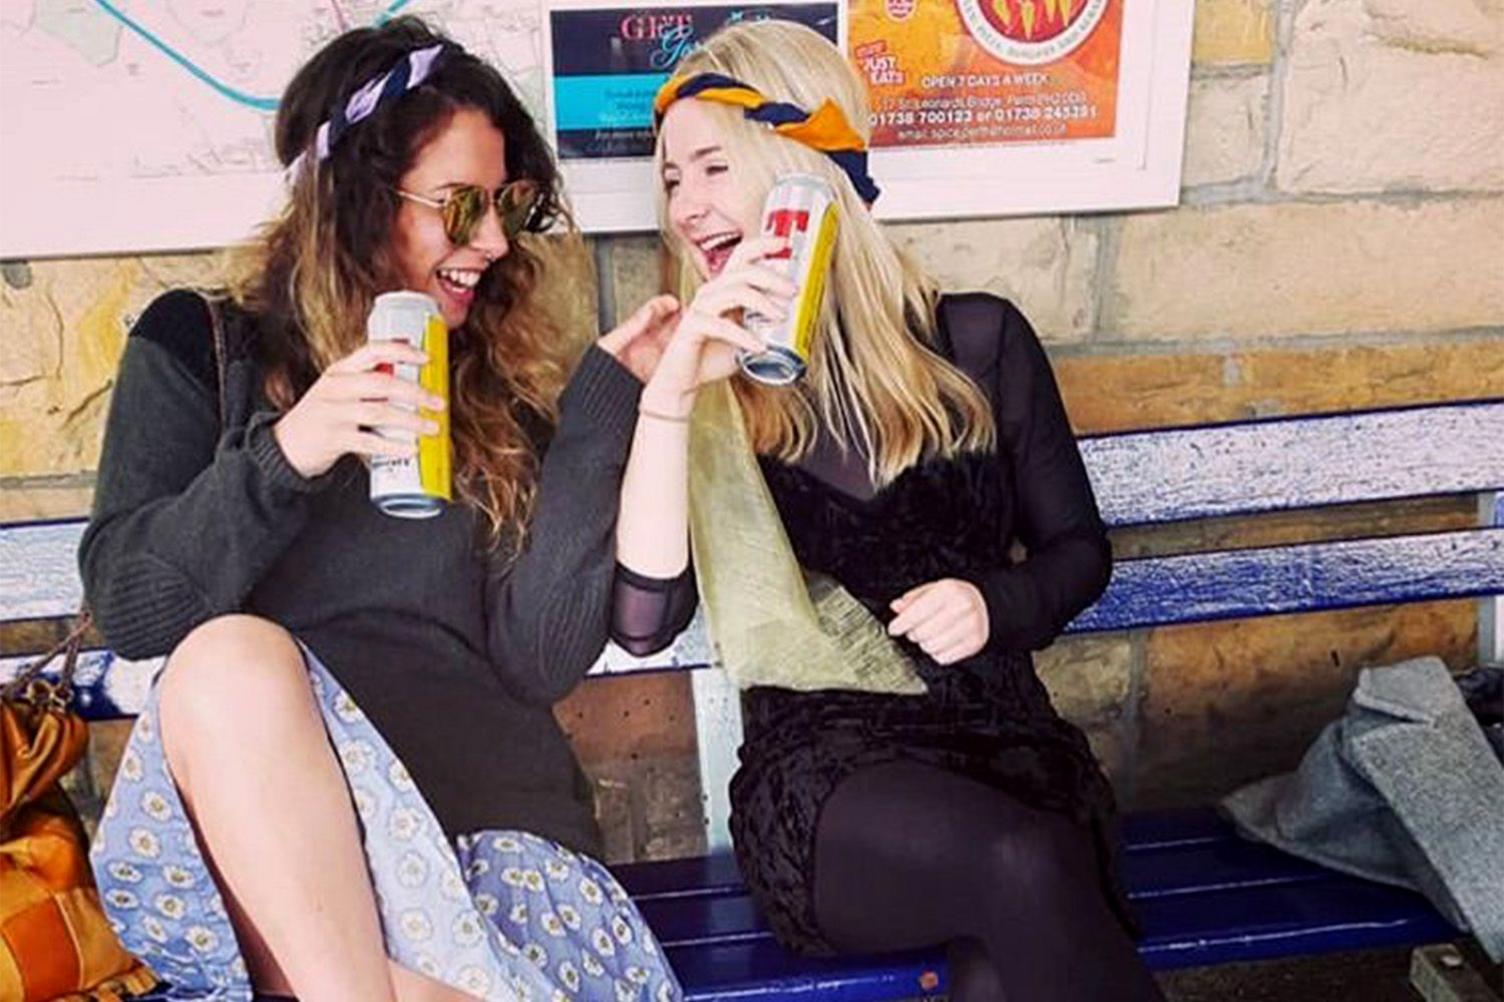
[[366, 290, 453, 518]]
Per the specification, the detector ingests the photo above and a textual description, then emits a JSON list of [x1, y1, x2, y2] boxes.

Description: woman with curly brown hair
[[82, 17, 680, 1001]]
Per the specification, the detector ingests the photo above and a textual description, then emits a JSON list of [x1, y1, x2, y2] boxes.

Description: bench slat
[[11, 523, 1499, 718], [8, 400, 1501, 624], [666, 942, 945, 1002], [1136, 877, 1455, 970], [0, 520, 85, 622], [1071, 527, 1504, 633], [1084, 399, 1504, 527]]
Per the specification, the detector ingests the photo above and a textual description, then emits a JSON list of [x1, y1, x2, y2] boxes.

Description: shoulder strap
[[195, 291, 231, 429]]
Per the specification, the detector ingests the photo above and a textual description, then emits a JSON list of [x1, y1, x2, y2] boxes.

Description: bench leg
[[691, 667, 742, 853], [1409, 945, 1503, 1002]]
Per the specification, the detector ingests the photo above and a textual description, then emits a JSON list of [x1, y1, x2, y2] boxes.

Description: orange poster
[[849, 0, 1122, 149]]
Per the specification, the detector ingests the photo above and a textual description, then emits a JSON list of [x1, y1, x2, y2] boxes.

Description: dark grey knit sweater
[[79, 291, 642, 855]]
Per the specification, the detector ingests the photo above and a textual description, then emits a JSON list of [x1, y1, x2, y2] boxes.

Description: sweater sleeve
[[961, 299, 1112, 651], [483, 345, 644, 704], [78, 292, 326, 659]]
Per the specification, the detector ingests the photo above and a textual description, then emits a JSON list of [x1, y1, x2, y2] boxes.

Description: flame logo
[[981, 0, 1086, 42]]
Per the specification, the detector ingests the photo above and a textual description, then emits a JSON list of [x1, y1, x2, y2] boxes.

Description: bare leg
[[158, 615, 399, 1001]]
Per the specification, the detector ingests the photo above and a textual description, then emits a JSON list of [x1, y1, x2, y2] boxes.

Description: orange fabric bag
[[1, 615, 158, 1000]]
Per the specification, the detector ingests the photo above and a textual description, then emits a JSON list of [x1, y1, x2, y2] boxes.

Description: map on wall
[[0, 1, 548, 258]]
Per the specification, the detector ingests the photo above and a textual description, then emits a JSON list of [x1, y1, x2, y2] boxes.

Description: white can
[[367, 290, 452, 518], [739, 173, 839, 386]]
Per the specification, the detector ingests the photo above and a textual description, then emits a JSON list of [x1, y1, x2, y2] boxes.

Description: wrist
[[640, 381, 697, 419]]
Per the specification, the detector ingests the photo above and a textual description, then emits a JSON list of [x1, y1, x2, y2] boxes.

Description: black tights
[[812, 761, 1164, 1002]]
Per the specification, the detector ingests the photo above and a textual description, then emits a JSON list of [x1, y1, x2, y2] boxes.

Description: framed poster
[[852, 0, 1194, 220], [550, 0, 1191, 232], [546, 0, 840, 231]]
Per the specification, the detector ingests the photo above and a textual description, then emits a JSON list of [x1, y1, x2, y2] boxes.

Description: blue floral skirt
[[90, 646, 682, 1002]]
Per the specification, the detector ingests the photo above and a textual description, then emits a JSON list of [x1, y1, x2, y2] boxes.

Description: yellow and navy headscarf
[[653, 72, 881, 204]]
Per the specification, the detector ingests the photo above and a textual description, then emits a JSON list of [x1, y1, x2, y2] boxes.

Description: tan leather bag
[[0, 615, 158, 1000]]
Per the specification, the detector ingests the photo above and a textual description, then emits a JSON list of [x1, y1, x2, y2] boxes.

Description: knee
[[158, 615, 309, 735], [977, 813, 1087, 905]]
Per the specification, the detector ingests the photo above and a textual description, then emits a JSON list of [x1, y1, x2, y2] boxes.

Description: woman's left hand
[[598, 294, 684, 383], [887, 578, 990, 665]]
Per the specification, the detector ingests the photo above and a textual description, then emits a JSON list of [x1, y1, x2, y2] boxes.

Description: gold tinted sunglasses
[[395, 179, 541, 244]]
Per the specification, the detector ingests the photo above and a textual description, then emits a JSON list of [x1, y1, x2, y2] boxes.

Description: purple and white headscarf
[[287, 42, 449, 179]]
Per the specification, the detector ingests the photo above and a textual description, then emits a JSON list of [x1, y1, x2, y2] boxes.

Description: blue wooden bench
[[4, 397, 1502, 999]]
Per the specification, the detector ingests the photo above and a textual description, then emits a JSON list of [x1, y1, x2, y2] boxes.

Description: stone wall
[[4, 0, 1501, 858]]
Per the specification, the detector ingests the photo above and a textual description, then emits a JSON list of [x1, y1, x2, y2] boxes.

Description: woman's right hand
[[641, 236, 797, 416], [272, 341, 444, 479]]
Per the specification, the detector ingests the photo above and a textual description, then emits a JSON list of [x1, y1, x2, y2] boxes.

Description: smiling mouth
[[436, 267, 485, 295], [694, 232, 741, 275]]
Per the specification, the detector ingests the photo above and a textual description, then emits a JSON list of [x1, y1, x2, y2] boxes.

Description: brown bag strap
[[1, 609, 92, 711]]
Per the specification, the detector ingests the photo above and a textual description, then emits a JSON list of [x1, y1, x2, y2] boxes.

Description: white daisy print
[[592, 927, 617, 957], [185, 925, 220, 954], [465, 857, 491, 879], [578, 877, 604, 905], [105, 888, 139, 910], [581, 952, 606, 978], [127, 828, 161, 859], [333, 691, 364, 722], [337, 740, 374, 775], [351, 785, 377, 822], [119, 749, 143, 782], [474, 892, 500, 917], [545, 858, 571, 881], [502, 866, 526, 888], [397, 851, 429, 888], [387, 807, 424, 841], [612, 914, 635, 945], [416, 953, 441, 977], [656, 981, 676, 1002], [386, 759, 415, 792], [458, 966, 492, 995], [540, 911, 565, 937], [154, 894, 187, 920], [558, 904, 582, 930], [139, 790, 172, 821], [451, 911, 484, 948], [522, 869, 545, 893], [439, 868, 465, 900], [558, 961, 581, 992], [615, 979, 638, 1002], [108, 861, 143, 884], [399, 909, 434, 942], [492, 834, 523, 853], [523, 942, 549, 967], [509, 902, 529, 926], [136, 714, 155, 743], [626, 965, 650, 985], [162, 864, 196, 889]]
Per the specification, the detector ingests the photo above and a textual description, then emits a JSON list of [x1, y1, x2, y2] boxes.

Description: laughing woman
[[82, 17, 680, 1001], [609, 19, 1163, 1002]]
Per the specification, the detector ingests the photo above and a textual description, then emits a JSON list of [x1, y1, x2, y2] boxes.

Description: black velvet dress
[[613, 293, 1126, 954]]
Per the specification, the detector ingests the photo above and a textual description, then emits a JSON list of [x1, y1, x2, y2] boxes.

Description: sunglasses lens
[[498, 181, 540, 237], [442, 186, 488, 244]]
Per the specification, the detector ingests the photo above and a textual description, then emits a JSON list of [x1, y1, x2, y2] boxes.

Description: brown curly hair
[[226, 16, 581, 543]]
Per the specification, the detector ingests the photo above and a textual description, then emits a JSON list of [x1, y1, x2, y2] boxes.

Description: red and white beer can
[[740, 173, 840, 386]]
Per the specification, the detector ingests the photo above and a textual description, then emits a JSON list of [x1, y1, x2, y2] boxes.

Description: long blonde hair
[[658, 20, 993, 483], [225, 17, 580, 544]]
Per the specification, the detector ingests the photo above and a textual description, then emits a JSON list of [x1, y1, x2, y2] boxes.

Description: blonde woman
[[610, 20, 1163, 1001], [82, 17, 681, 1001]]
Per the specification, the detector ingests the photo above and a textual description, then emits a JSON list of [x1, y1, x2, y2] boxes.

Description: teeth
[[697, 233, 739, 253], [438, 268, 481, 289]]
